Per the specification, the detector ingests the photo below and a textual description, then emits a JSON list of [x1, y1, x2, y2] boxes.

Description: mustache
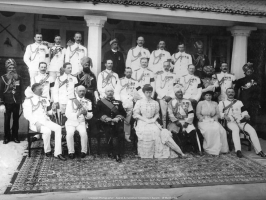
[[7, 71, 18, 79]]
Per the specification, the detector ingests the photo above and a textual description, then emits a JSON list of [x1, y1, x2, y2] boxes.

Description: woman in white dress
[[133, 84, 185, 158], [196, 91, 229, 155]]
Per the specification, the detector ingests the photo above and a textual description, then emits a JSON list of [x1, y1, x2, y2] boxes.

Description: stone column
[[84, 15, 107, 76], [227, 26, 257, 79]]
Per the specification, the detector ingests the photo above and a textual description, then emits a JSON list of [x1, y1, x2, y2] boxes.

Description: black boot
[[236, 150, 243, 158], [257, 151, 266, 158], [3, 138, 9, 144], [115, 154, 122, 163]]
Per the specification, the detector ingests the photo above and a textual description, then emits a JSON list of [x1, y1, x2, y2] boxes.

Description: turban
[[5, 58, 16, 68], [142, 84, 153, 93], [110, 38, 118, 45], [80, 57, 92, 67], [105, 85, 114, 92], [242, 62, 254, 73], [173, 84, 184, 94], [203, 65, 215, 75], [194, 40, 203, 49]]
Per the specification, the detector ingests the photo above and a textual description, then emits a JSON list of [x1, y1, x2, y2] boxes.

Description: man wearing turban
[[0, 59, 25, 144]]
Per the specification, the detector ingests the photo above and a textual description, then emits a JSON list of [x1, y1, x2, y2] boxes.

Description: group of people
[[0, 32, 265, 163]]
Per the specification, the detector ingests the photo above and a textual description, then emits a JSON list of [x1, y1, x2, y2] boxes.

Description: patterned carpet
[[4, 140, 266, 194]]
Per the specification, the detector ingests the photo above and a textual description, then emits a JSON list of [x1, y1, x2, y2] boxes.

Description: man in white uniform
[[171, 43, 192, 78], [65, 32, 87, 76], [115, 67, 143, 142], [65, 86, 93, 159], [126, 36, 150, 71], [97, 59, 119, 99], [213, 62, 236, 101], [179, 64, 202, 109], [156, 61, 178, 128], [218, 88, 266, 158], [49, 35, 66, 82], [149, 40, 171, 75], [23, 33, 50, 82], [132, 57, 155, 98], [23, 83, 66, 160]]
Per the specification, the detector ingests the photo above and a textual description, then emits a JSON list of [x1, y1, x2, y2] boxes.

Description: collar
[[227, 98, 234, 101], [54, 44, 61, 47], [221, 71, 228, 74], [125, 77, 131, 80], [105, 97, 114, 101], [106, 69, 112, 73], [136, 45, 143, 50], [111, 49, 117, 53], [34, 42, 41, 46], [76, 96, 84, 102]]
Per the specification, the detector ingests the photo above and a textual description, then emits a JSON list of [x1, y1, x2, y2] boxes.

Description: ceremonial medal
[[12, 90, 15, 94]]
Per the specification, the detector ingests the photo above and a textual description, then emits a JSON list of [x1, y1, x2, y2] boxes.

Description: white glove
[[0, 105, 6, 113]]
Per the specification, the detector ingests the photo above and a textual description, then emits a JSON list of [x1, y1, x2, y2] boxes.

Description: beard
[[6, 71, 18, 80], [83, 67, 91, 74]]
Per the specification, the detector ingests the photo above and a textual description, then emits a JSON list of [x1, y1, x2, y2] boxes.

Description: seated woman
[[133, 84, 185, 159], [196, 91, 229, 155]]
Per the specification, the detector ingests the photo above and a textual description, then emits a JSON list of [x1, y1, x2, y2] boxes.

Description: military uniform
[[155, 70, 178, 128], [192, 53, 209, 78], [218, 99, 262, 153], [167, 98, 200, 153], [95, 97, 126, 156], [212, 72, 236, 101], [115, 77, 143, 140], [171, 52, 192, 78], [132, 67, 155, 97], [126, 46, 150, 71], [97, 69, 119, 99], [49, 44, 66, 78], [0, 74, 24, 141], [32, 73, 54, 100], [65, 96, 93, 154], [148, 49, 171, 74], [65, 43, 87, 76], [103, 49, 125, 77], [23, 90, 62, 156], [23, 42, 50, 80]]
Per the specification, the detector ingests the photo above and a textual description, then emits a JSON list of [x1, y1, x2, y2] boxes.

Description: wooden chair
[[27, 120, 43, 157]]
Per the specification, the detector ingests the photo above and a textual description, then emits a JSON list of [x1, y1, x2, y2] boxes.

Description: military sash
[[173, 53, 182, 64], [102, 71, 116, 88], [30, 45, 40, 61], [39, 74, 50, 85], [69, 46, 80, 59], [222, 99, 237, 113], [101, 98, 119, 115], [153, 51, 163, 65], [58, 78, 68, 88], [131, 50, 142, 62]]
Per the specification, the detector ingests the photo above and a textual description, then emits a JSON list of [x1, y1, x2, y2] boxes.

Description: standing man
[[212, 62, 236, 101], [126, 36, 150, 71], [156, 61, 177, 128], [65, 86, 93, 159], [234, 63, 260, 126], [49, 35, 66, 82], [171, 42, 192, 78], [95, 86, 127, 163], [23, 83, 66, 160], [218, 88, 266, 158], [149, 40, 171, 74], [179, 64, 202, 109], [192, 41, 210, 78], [97, 59, 119, 99], [115, 67, 143, 142], [65, 32, 87, 76], [0, 59, 25, 144], [132, 57, 155, 98], [103, 38, 125, 78], [23, 33, 50, 82]]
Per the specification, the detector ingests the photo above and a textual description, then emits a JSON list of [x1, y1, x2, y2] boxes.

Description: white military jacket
[[218, 99, 249, 123], [155, 71, 177, 100], [65, 42, 87, 75], [23, 91, 51, 129], [179, 74, 202, 101], [53, 73, 78, 104], [65, 96, 93, 127], [23, 42, 50, 72], [32, 73, 54, 100], [97, 69, 119, 98], [212, 72, 236, 101], [171, 52, 192, 77], [49, 44, 66, 72], [126, 46, 150, 71], [148, 49, 171, 74]]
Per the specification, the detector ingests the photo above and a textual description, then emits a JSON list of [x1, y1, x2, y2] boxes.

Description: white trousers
[[66, 123, 88, 154], [30, 120, 62, 156], [227, 122, 261, 153], [124, 107, 133, 139], [159, 100, 168, 128]]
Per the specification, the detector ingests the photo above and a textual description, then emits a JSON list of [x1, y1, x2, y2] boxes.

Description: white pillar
[[84, 15, 107, 76], [227, 26, 257, 79]]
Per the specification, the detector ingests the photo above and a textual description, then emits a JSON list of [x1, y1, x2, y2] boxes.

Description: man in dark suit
[[95, 85, 126, 162], [102, 38, 125, 78]]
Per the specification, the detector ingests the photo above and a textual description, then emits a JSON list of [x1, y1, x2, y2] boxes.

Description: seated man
[[95, 86, 126, 163], [218, 88, 266, 158], [167, 84, 202, 155], [23, 83, 66, 160], [65, 86, 93, 159]]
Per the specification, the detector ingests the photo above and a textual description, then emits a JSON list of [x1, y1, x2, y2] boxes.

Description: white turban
[[174, 84, 184, 94]]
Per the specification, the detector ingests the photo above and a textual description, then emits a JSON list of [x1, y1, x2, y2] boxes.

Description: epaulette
[[229, 72, 235, 75], [41, 96, 47, 98], [170, 72, 176, 74], [130, 78, 137, 81], [134, 68, 141, 71], [146, 68, 153, 72], [130, 47, 136, 50], [70, 74, 76, 77], [25, 96, 33, 99], [182, 74, 188, 77], [120, 77, 125, 80], [156, 71, 164, 75], [143, 47, 149, 50], [84, 98, 91, 102]]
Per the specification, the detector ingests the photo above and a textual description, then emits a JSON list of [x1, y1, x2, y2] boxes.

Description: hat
[[142, 84, 153, 93], [110, 38, 118, 45], [173, 84, 184, 93], [194, 40, 203, 49], [5, 58, 16, 68], [242, 62, 254, 73], [203, 91, 214, 97], [80, 56, 92, 67]]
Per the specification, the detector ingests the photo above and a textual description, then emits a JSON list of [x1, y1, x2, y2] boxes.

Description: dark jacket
[[103, 50, 125, 77]]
